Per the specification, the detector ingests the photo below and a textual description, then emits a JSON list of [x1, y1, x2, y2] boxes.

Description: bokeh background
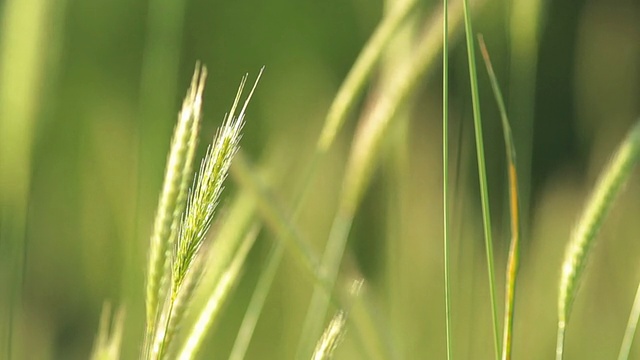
[[1, 0, 640, 358]]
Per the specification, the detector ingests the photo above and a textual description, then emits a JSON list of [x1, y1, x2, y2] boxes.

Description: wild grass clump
[[138, 63, 262, 360]]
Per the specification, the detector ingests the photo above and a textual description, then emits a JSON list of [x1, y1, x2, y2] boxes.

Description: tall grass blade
[[461, 1, 500, 357], [442, 0, 453, 358], [618, 280, 640, 360], [557, 120, 640, 360], [478, 35, 521, 360]]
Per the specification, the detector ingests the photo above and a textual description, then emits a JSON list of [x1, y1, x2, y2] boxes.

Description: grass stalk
[[478, 35, 521, 360], [442, 0, 453, 358], [557, 120, 640, 360], [460, 1, 501, 357], [618, 280, 640, 360]]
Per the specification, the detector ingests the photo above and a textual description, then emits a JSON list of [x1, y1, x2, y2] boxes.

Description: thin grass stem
[[461, 2, 500, 357], [478, 35, 521, 360], [442, 0, 453, 359]]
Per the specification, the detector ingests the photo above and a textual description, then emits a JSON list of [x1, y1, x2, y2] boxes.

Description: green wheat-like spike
[[146, 64, 206, 331], [556, 120, 640, 360], [171, 69, 262, 300]]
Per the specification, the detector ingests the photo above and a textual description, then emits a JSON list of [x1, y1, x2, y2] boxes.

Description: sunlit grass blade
[[557, 120, 640, 360], [478, 34, 521, 360], [90, 303, 126, 360], [618, 280, 640, 360], [442, 0, 452, 358], [146, 64, 206, 339], [317, 0, 418, 152]]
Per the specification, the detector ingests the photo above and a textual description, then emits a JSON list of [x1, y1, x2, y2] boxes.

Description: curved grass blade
[[478, 34, 521, 360], [557, 120, 640, 359]]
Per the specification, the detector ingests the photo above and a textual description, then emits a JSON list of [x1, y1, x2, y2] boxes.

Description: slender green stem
[[461, 2, 500, 358], [478, 35, 520, 360], [618, 280, 640, 360], [442, 0, 453, 359], [556, 321, 566, 360]]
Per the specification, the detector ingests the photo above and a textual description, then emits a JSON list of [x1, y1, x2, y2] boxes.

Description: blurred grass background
[[1, 0, 640, 358]]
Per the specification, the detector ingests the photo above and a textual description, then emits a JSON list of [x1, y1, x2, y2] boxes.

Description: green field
[[1, 0, 640, 359]]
